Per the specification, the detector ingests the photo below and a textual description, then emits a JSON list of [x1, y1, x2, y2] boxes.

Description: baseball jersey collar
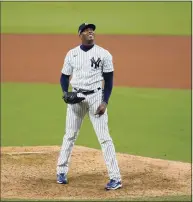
[[80, 44, 94, 52]]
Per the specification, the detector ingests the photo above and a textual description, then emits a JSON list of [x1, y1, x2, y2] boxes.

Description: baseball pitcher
[[56, 23, 122, 190]]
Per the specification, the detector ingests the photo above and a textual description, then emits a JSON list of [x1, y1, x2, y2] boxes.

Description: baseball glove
[[62, 92, 85, 104]]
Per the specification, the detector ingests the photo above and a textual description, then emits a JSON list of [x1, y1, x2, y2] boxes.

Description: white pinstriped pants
[[57, 90, 121, 181]]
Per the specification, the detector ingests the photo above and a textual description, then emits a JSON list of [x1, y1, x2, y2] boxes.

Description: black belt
[[74, 87, 101, 95]]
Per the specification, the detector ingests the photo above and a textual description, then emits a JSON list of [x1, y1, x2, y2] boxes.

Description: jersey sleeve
[[61, 51, 73, 75], [103, 51, 114, 73]]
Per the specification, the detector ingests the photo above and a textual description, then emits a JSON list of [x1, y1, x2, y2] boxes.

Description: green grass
[[1, 83, 191, 162], [125, 195, 192, 201], [1, 2, 191, 35], [0, 195, 192, 201], [96, 195, 192, 201]]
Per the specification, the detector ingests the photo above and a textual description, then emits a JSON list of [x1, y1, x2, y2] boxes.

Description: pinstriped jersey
[[61, 44, 114, 91]]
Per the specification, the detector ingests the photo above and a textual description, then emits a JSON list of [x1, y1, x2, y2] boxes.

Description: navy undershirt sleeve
[[60, 73, 70, 93], [103, 71, 113, 104], [60, 72, 113, 102]]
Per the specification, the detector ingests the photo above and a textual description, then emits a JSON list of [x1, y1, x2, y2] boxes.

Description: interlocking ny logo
[[90, 57, 101, 69]]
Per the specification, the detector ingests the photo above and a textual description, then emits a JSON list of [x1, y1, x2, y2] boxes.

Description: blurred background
[[1, 2, 191, 162]]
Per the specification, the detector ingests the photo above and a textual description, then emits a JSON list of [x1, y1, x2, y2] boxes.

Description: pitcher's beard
[[85, 39, 94, 45]]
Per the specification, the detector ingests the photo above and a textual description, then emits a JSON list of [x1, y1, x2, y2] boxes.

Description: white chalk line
[[2, 151, 59, 155]]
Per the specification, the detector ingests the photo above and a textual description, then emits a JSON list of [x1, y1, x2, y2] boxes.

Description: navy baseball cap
[[78, 23, 96, 35]]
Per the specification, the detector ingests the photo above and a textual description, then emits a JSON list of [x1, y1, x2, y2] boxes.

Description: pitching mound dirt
[[1, 146, 191, 200]]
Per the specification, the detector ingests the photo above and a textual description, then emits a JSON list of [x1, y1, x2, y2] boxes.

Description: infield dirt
[[1, 146, 191, 200], [1, 34, 191, 88]]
